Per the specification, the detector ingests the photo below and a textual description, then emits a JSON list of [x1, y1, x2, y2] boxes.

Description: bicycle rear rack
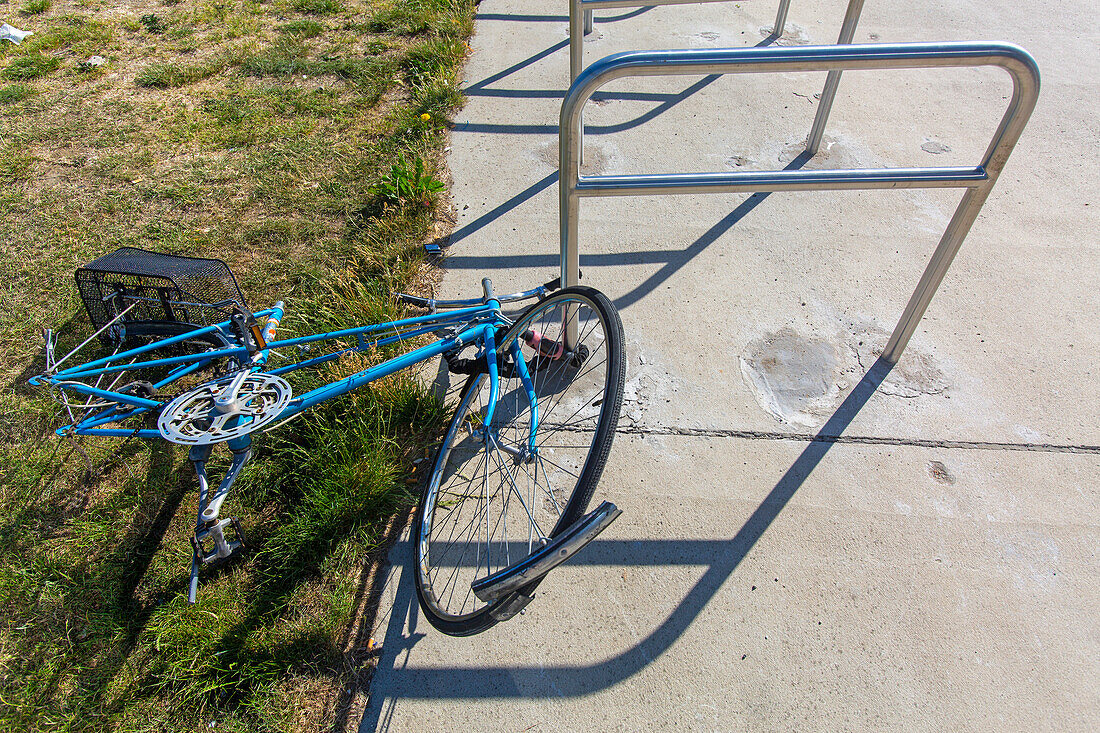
[[557, 41, 1040, 363]]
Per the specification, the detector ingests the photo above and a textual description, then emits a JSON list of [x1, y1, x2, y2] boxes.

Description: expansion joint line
[[614, 425, 1100, 455]]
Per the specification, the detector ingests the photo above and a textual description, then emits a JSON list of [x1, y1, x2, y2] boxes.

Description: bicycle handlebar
[[394, 275, 574, 311]]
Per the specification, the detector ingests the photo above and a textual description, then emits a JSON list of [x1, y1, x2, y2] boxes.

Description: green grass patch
[[0, 140, 35, 182], [369, 0, 474, 36], [20, 0, 51, 15], [279, 19, 326, 38], [2, 53, 61, 81], [0, 1, 476, 731], [0, 83, 35, 104], [15, 15, 115, 55], [294, 0, 344, 14], [281, 19, 323, 37], [136, 57, 227, 88], [240, 42, 396, 99]]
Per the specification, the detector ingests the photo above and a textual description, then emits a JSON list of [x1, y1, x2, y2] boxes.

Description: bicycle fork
[[468, 324, 621, 620]]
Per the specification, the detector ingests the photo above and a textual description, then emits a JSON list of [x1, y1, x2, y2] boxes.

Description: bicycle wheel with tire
[[414, 286, 625, 636]]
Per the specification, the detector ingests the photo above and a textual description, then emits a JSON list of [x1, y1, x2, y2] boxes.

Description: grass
[[0, 1, 475, 731], [136, 57, 229, 88], [2, 53, 61, 80], [0, 83, 36, 104], [21, 0, 51, 15]]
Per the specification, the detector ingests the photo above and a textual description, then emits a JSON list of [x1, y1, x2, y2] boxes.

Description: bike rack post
[[558, 42, 1040, 363], [570, 0, 865, 163]]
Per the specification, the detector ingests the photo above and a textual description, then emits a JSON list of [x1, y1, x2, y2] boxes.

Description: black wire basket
[[75, 247, 246, 345]]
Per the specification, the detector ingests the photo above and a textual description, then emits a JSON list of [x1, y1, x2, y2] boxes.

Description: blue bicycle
[[32, 248, 626, 636]]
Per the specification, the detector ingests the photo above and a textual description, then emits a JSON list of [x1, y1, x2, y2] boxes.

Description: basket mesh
[[76, 247, 246, 342]]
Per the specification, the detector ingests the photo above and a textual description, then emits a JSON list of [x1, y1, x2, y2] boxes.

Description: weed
[[371, 155, 444, 211], [2, 54, 61, 81], [140, 13, 167, 34]]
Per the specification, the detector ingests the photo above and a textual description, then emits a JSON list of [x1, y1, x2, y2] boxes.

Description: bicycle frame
[[32, 297, 541, 453], [33, 288, 558, 603]]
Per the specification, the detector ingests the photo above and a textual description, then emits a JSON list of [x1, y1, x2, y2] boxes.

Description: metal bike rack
[[558, 42, 1040, 363], [571, 1, 866, 160]]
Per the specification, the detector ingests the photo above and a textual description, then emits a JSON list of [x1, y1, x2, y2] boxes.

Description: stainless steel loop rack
[[558, 41, 1040, 363]]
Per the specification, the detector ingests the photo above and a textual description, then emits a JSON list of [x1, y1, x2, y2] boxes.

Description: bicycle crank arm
[[472, 501, 622, 605]]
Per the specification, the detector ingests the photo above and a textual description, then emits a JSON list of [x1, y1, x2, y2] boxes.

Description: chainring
[[157, 371, 292, 445]]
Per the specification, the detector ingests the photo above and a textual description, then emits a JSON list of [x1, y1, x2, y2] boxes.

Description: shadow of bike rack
[[558, 41, 1040, 363]]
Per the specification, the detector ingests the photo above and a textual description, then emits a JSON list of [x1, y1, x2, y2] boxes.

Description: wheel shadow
[[360, 358, 893, 729]]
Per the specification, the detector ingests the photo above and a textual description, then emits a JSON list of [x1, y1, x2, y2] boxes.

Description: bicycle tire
[[414, 287, 625, 636]]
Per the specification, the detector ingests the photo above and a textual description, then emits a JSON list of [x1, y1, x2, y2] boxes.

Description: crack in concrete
[[614, 424, 1100, 455]]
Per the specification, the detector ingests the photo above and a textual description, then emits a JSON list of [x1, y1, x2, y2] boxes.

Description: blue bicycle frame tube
[[72, 428, 163, 438], [267, 320, 468, 377], [511, 339, 539, 454], [265, 304, 488, 352], [56, 381, 162, 410], [286, 322, 499, 414], [55, 347, 251, 382], [483, 326, 500, 429]]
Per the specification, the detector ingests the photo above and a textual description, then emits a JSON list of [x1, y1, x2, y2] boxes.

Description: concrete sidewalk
[[363, 0, 1099, 730]]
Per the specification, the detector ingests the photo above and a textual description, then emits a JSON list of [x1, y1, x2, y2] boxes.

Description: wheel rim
[[417, 294, 618, 623]]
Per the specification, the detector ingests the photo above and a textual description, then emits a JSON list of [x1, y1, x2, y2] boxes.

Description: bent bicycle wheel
[[414, 287, 625, 636]]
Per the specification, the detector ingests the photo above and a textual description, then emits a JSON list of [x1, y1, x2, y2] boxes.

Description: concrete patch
[[928, 459, 957, 484], [739, 321, 952, 427], [739, 328, 851, 427], [530, 138, 621, 175], [921, 139, 952, 154], [761, 24, 813, 46]]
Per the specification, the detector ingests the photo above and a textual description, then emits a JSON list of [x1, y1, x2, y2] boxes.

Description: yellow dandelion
[[420, 113, 431, 122]]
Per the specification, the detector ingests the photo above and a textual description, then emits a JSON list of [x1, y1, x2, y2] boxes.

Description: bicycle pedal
[[191, 516, 246, 565]]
